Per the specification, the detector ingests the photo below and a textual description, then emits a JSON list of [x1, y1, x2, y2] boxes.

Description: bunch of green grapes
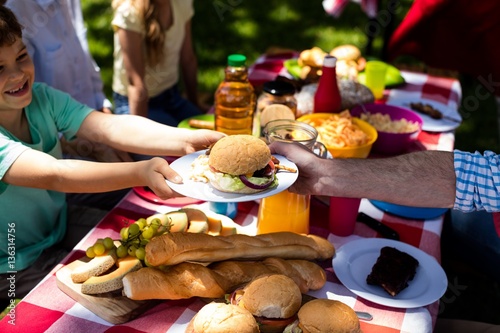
[[85, 217, 171, 264], [117, 217, 171, 262], [85, 237, 116, 258]]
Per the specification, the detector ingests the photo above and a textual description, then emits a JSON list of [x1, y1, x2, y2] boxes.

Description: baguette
[[145, 232, 335, 267], [122, 258, 327, 300]]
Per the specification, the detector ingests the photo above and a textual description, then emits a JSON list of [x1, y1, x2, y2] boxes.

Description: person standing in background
[[111, 0, 204, 127]]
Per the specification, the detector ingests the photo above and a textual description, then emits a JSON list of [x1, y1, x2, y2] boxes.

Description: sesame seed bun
[[209, 135, 271, 176], [297, 299, 361, 333]]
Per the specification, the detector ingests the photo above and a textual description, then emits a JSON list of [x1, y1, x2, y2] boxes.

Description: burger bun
[[209, 135, 271, 176]]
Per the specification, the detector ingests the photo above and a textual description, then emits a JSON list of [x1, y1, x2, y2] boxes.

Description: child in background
[[0, 5, 223, 306], [111, 0, 204, 126]]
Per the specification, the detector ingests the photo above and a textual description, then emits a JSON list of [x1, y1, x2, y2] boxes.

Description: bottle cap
[[323, 55, 337, 67], [227, 54, 247, 67], [263, 80, 296, 96]]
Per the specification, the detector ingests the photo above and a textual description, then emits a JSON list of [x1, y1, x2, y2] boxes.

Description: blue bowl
[[370, 200, 448, 220]]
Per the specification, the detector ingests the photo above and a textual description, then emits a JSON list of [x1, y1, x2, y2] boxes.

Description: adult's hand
[[269, 141, 327, 195]]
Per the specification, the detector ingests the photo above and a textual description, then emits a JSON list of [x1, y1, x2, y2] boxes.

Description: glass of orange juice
[[256, 120, 326, 234], [257, 192, 310, 234]]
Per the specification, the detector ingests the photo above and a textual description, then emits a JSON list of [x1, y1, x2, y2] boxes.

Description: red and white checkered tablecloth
[[1, 55, 462, 333]]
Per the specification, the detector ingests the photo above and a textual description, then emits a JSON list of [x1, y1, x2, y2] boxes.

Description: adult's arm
[[269, 141, 456, 208]]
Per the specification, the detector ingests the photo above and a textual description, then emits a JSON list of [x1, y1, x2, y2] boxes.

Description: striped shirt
[[454, 150, 500, 212]]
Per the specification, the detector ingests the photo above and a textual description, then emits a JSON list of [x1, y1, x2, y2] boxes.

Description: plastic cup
[[364, 61, 387, 100], [328, 197, 361, 236]]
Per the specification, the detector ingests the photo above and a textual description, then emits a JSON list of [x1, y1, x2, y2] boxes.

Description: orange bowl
[[297, 113, 378, 158]]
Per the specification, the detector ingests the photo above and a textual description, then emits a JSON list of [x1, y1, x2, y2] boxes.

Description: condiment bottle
[[313, 55, 342, 113], [214, 54, 256, 135]]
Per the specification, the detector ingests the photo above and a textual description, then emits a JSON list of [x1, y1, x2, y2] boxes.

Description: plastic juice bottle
[[314, 55, 342, 113], [214, 54, 256, 135], [256, 192, 310, 234]]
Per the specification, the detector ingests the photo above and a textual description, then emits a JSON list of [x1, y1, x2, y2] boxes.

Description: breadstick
[[188, 119, 214, 129]]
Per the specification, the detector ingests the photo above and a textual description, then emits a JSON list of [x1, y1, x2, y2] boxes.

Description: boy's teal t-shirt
[[0, 82, 93, 273]]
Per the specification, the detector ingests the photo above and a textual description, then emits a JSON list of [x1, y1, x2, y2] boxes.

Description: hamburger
[[186, 302, 259, 333], [190, 135, 279, 194], [230, 274, 302, 333], [283, 299, 361, 333]]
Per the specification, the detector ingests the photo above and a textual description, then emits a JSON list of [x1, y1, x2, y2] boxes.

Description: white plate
[[332, 238, 447, 308], [166, 150, 299, 203], [387, 98, 461, 132]]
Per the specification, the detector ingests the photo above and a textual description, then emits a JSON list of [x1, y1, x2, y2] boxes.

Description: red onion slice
[[239, 172, 275, 190]]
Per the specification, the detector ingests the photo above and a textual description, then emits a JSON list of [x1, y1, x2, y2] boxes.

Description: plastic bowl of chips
[[297, 112, 377, 158], [351, 103, 422, 155]]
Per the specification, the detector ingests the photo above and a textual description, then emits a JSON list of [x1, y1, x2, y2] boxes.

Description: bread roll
[[297, 299, 361, 333], [186, 302, 259, 333], [145, 232, 335, 267], [330, 44, 361, 62], [238, 274, 302, 319]]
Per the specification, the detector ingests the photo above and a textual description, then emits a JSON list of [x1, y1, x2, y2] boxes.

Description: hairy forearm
[[322, 150, 456, 208]]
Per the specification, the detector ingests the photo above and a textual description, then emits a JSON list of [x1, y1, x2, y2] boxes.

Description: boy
[[0, 5, 223, 305]]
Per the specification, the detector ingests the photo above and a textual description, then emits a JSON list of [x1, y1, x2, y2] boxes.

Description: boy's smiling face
[[0, 37, 34, 113]]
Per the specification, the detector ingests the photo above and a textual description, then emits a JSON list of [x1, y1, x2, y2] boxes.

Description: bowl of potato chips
[[351, 103, 423, 155], [297, 111, 377, 158]]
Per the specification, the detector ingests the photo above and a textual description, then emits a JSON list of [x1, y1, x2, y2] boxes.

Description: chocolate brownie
[[366, 246, 419, 297]]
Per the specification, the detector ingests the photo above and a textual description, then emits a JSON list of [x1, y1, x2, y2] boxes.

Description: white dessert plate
[[386, 98, 461, 132], [165, 150, 298, 203], [332, 238, 447, 308]]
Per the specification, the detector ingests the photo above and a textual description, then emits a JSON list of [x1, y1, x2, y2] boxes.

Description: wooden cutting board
[[56, 258, 160, 325]]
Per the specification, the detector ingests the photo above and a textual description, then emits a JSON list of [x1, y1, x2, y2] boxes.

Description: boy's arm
[[3, 148, 180, 199], [76, 111, 224, 157]]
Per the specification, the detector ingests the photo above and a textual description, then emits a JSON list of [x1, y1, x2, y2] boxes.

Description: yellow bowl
[[297, 113, 378, 158]]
